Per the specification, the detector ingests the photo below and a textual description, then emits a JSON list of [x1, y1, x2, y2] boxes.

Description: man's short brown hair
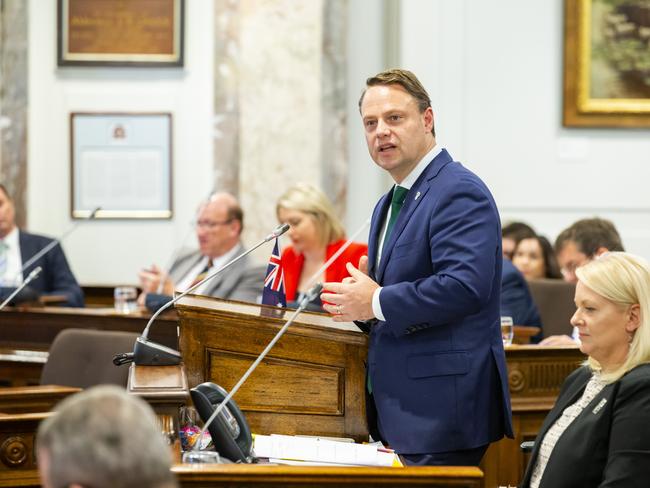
[[358, 69, 435, 136], [555, 218, 624, 257]]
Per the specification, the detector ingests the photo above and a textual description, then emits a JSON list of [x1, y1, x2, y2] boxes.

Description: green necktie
[[368, 185, 409, 395], [384, 185, 408, 245]]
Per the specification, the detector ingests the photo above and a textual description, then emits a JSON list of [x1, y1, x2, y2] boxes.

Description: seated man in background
[[0, 184, 83, 307], [139, 192, 265, 310], [540, 217, 624, 346], [37, 385, 177, 488], [501, 258, 543, 341]]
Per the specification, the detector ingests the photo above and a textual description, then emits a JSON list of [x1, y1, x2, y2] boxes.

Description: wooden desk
[[0, 412, 53, 487], [0, 385, 80, 414], [0, 306, 178, 386], [176, 296, 368, 443], [0, 462, 483, 488], [172, 464, 484, 487], [0, 349, 48, 387]]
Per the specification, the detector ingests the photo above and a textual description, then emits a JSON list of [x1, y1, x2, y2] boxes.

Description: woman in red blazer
[[276, 183, 367, 307]]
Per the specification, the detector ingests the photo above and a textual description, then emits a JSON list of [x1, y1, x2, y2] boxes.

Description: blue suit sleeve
[[501, 260, 542, 323], [379, 178, 499, 335], [42, 243, 84, 307]]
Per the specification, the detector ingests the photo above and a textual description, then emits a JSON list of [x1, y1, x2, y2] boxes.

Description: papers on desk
[[253, 434, 402, 467]]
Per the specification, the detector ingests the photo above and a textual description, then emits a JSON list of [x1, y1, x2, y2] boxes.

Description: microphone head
[[274, 223, 290, 237], [265, 223, 290, 241], [298, 282, 323, 309], [27, 266, 43, 280]]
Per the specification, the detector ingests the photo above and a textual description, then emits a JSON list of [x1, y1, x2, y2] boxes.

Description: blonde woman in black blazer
[[520, 252, 650, 488]]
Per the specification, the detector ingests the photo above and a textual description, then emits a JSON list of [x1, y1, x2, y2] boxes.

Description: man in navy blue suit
[[0, 184, 83, 307], [501, 258, 542, 338], [322, 69, 512, 465]]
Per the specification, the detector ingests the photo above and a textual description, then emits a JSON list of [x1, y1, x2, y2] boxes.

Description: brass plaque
[[58, 0, 184, 66]]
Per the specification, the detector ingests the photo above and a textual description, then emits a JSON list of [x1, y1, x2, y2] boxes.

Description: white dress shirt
[[0, 227, 23, 286]]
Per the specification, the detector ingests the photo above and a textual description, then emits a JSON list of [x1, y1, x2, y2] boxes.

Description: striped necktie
[[189, 262, 212, 288]]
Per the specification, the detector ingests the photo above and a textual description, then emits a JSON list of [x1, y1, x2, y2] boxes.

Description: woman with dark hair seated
[[513, 235, 562, 281], [520, 252, 650, 487]]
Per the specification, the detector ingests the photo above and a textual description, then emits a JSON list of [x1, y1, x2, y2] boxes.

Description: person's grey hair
[[37, 385, 177, 488], [276, 183, 345, 247], [576, 252, 650, 383]]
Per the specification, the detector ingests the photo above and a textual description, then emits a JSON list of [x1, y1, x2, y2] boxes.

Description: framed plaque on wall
[[70, 113, 173, 219], [58, 0, 184, 67]]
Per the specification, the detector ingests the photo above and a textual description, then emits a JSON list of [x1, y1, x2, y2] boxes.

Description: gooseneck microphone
[[131, 223, 291, 366], [0, 266, 43, 311], [192, 282, 324, 452], [17, 206, 101, 277]]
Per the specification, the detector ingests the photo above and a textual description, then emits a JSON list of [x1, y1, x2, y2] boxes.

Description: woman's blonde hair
[[576, 252, 650, 382], [276, 183, 345, 247]]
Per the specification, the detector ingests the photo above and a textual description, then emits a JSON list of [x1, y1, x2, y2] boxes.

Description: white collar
[[394, 144, 442, 190], [1, 226, 19, 249]]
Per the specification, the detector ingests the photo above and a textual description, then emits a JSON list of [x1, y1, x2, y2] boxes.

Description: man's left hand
[[321, 262, 378, 322]]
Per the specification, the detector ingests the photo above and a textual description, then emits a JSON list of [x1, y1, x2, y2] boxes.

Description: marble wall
[[213, 0, 348, 248], [0, 0, 28, 227]]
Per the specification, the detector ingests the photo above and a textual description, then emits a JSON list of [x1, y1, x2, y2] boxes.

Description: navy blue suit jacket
[[366, 149, 513, 454], [501, 259, 542, 341], [18, 231, 84, 307]]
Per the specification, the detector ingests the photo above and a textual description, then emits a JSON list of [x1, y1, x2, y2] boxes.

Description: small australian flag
[[262, 238, 287, 307]]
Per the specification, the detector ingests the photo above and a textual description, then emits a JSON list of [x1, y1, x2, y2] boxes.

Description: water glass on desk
[[501, 316, 514, 347], [182, 450, 221, 464], [114, 286, 137, 314]]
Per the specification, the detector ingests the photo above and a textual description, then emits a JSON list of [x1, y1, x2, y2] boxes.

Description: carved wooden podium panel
[[176, 296, 369, 442]]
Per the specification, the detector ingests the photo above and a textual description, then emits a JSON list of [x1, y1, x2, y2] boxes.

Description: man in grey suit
[[138, 192, 264, 310]]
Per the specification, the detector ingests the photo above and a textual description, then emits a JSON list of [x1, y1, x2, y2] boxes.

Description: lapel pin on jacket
[[592, 398, 607, 414], [415, 191, 421, 200]]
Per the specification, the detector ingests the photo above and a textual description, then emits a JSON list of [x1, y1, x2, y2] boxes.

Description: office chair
[[40, 329, 138, 388]]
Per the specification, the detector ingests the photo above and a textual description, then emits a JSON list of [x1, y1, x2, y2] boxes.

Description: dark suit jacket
[[145, 246, 265, 312], [18, 231, 84, 307], [366, 149, 513, 454], [520, 364, 650, 488], [501, 259, 543, 342]]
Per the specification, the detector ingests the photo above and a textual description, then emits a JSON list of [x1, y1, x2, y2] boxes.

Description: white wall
[[25, 0, 650, 286], [27, 0, 215, 285], [398, 0, 650, 256], [345, 0, 390, 235]]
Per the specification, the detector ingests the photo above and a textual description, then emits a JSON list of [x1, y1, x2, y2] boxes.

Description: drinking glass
[[501, 316, 514, 347], [114, 286, 137, 314], [182, 450, 221, 464]]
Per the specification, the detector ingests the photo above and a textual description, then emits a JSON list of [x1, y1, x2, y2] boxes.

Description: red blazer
[[282, 240, 368, 301]]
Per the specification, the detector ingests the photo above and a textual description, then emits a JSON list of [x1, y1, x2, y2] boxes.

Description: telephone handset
[[190, 382, 255, 463]]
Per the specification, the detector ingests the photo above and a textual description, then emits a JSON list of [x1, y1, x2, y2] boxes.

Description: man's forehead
[[361, 84, 417, 113], [200, 200, 227, 219], [559, 240, 588, 261]]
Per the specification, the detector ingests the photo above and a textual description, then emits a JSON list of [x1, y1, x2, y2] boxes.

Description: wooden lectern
[[176, 296, 369, 442]]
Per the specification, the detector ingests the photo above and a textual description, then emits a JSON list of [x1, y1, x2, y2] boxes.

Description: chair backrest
[[527, 279, 576, 338], [40, 329, 138, 388]]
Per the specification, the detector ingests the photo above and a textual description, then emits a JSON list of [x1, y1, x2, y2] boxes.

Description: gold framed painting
[[58, 0, 184, 67], [563, 0, 650, 127]]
